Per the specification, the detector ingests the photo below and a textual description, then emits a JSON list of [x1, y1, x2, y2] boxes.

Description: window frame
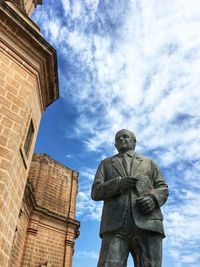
[[20, 118, 35, 169]]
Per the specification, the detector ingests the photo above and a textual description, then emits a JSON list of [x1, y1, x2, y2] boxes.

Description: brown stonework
[[5, 0, 42, 17], [0, 1, 59, 267], [8, 154, 80, 267]]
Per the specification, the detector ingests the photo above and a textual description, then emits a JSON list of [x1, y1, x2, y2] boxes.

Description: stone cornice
[[33, 153, 79, 177], [5, 1, 42, 15], [65, 240, 74, 248], [27, 227, 38, 236], [4, 0, 41, 31], [67, 218, 80, 238], [0, 1, 59, 109], [25, 180, 80, 236]]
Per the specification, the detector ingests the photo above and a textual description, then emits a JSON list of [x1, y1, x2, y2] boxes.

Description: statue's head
[[115, 129, 136, 153]]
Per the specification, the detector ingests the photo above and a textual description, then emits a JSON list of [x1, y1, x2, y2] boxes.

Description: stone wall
[[0, 1, 59, 266], [28, 154, 73, 217], [0, 44, 43, 267], [8, 199, 30, 267], [8, 154, 80, 267]]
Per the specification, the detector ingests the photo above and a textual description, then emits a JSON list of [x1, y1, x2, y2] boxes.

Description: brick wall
[[28, 154, 73, 217], [8, 200, 31, 267], [7, 154, 80, 267], [21, 218, 66, 267], [0, 2, 59, 266], [0, 49, 42, 266]]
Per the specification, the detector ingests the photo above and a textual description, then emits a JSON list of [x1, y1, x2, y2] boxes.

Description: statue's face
[[115, 129, 136, 153]]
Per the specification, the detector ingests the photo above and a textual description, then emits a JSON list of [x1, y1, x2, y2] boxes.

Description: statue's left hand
[[136, 196, 156, 214]]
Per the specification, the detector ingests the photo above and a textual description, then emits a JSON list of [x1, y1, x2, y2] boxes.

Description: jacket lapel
[[130, 154, 143, 176], [112, 157, 127, 177]]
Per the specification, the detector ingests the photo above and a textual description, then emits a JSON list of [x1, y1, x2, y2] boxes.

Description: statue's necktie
[[122, 153, 130, 176]]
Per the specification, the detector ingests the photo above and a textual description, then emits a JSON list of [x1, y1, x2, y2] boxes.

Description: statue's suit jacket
[[91, 151, 169, 238]]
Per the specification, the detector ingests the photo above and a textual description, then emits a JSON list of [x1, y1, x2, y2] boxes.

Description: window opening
[[24, 119, 34, 157]]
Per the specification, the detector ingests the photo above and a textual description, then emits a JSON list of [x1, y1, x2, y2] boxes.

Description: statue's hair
[[115, 129, 136, 142]]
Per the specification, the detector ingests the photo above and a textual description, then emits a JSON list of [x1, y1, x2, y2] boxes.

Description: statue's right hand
[[119, 177, 138, 190]]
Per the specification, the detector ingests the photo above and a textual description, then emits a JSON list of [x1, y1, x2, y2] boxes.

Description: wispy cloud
[[164, 189, 200, 267], [65, 154, 72, 158], [76, 167, 102, 221], [33, 1, 200, 266], [74, 250, 99, 259]]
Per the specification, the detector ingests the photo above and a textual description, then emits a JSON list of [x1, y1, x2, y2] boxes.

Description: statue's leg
[[97, 234, 129, 267], [130, 231, 162, 267]]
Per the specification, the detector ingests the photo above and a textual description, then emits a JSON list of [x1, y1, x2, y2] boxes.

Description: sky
[[32, 1, 200, 266]]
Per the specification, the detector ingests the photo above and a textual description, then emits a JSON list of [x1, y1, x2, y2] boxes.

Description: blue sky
[[32, 1, 200, 266]]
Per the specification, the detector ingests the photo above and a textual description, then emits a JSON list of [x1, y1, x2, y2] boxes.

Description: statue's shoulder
[[101, 154, 118, 164], [135, 152, 152, 163]]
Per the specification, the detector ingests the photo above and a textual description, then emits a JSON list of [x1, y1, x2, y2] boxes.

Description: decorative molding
[[4, 0, 40, 32], [24, 181, 80, 235], [36, 153, 79, 174], [65, 240, 74, 248], [27, 227, 38, 236], [67, 218, 80, 238], [72, 175, 79, 182], [0, 1, 59, 109], [34, 0, 42, 7], [6, 0, 43, 16], [5, 1, 25, 12], [40, 157, 49, 165]]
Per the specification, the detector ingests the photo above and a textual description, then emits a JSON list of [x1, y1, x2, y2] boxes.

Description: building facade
[[0, 1, 80, 266], [8, 154, 80, 267]]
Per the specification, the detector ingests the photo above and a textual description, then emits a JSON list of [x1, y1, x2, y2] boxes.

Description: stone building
[[0, 1, 80, 267], [8, 154, 80, 267]]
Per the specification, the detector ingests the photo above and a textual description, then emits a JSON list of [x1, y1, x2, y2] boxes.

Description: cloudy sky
[[33, 1, 200, 266]]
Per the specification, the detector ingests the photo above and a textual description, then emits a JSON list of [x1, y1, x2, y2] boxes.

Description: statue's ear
[[132, 141, 136, 150]]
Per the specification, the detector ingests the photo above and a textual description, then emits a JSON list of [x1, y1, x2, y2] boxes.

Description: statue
[[91, 129, 169, 267]]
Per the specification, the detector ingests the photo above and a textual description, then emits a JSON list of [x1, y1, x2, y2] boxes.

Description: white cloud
[[74, 250, 99, 259], [80, 168, 96, 181], [49, 19, 61, 40], [76, 190, 102, 221], [76, 168, 103, 221], [65, 154, 72, 158], [60, 0, 70, 15], [164, 190, 200, 267]]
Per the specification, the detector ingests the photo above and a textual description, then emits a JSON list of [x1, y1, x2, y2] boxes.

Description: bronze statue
[[91, 129, 168, 267]]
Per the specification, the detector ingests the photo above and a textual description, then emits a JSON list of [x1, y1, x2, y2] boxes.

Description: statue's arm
[[148, 160, 169, 207], [91, 161, 122, 201]]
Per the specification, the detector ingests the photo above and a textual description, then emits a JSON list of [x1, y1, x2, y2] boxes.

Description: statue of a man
[[91, 129, 168, 267]]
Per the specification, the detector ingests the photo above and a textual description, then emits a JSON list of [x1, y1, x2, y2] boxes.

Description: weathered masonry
[[0, 1, 80, 266], [8, 154, 80, 267]]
